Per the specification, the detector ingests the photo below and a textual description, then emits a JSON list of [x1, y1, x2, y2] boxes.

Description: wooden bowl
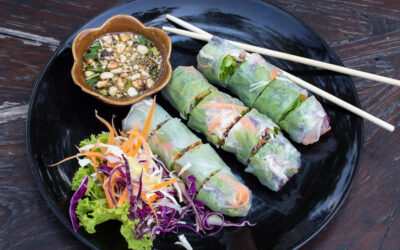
[[71, 14, 172, 106]]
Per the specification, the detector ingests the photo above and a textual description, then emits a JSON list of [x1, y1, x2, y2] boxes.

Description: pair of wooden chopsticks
[[162, 14, 395, 132]]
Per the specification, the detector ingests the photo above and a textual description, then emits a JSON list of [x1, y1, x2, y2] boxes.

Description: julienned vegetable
[[122, 99, 252, 217], [51, 97, 253, 249], [163, 67, 301, 191], [197, 36, 330, 145]]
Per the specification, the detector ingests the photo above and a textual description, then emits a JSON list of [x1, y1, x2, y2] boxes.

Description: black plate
[[26, 0, 363, 249]]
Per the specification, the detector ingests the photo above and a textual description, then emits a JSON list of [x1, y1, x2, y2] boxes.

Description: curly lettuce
[[76, 198, 152, 249]]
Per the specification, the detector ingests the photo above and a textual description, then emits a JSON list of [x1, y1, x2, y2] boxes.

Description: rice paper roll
[[188, 90, 247, 146], [162, 66, 215, 119], [279, 96, 331, 145], [147, 118, 201, 168], [197, 36, 246, 86], [228, 53, 275, 107], [122, 98, 171, 135], [253, 75, 308, 123], [223, 109, 278, 164], [246, 133, 300, 191], [196, 168, 251, 217], [173, 144, 225, 189]]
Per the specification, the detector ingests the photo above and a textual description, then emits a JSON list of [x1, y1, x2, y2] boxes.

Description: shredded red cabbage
[[70, 176, 88, 232]]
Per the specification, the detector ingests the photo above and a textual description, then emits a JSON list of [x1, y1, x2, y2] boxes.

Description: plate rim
[[25, 0, 364, 249]]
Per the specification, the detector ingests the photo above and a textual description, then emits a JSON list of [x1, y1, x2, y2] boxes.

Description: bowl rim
[[71, 14, 172, 106]]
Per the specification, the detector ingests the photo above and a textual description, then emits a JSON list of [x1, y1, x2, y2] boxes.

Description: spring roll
[[196, 168, 251, 217], [147, 118, 201, 168], [162, 66, 215, 119], [279, 96, 331, 145], [173, 144, 225, 189], [188, 90, 248, 146], [247, 133, 301, 191], [122, 98, 171, 135], [122, 99, 252, 217], [223, 109, 278, 164], [197, 36, 246, 86], [227, 53, 275, 107], [253, 75, 308, 123]]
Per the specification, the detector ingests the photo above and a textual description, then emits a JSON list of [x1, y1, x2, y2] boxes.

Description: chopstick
[[165, 14, 400, 87], [162, 23, 395, 132]]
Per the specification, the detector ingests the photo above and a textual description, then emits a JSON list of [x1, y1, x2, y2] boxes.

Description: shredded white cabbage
[[175, 234, 193, 250], [178, 163, 192, 177]]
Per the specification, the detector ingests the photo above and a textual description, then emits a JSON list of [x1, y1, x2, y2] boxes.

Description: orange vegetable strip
[[218, 175, 250, 209], [270, 68, 278, 80], [152, 178, 178, 190], [121, 122, 139, 153], [48, 152, 104, 166], [208, 113, 223, 131], [149, 194, 159, 202], [126, 123, 141, 157], [135, 96, 156, 154], [301, 94, 307, 101], [95, 111, 115, 145], [90, 156, 103, 184], [240, 116, 256, 133], [128, 130, 152, 169], [117, 188, 128, 207], [201, 103, 246, 110], [103, 178, 115, 209], [111, 115, 119, 138], [120, 130, 128, 139], [141, 193, 159, 223]]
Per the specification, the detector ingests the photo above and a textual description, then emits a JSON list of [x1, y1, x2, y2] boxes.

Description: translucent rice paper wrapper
[[188, 90, 247, 146], [148, 118, 201, 168], [197, 36, 246, 87], [122, 98, 171, 134], [246, 133, 301, 191], [223, 109, 278, 164], [253, 73, 308, 123], [173, 144, 226, 189], [279, 96, 331, 145], [228, 53, 274, 107], [196, 168, 251, 217], [162, 66, 214, 119]]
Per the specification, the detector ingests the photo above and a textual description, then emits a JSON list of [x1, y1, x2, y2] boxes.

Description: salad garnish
[[50, 97, 254, 249]]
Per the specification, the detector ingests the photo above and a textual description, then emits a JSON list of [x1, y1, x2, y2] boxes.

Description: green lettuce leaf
[[79, 132, 109, 148], [71, 165, 104, 199], [76, 198, 153, 249]]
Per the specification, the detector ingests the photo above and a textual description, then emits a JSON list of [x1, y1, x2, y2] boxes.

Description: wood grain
[[0, 0, 399, 249]]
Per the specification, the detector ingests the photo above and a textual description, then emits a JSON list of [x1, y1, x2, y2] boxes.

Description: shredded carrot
[[117, 188, 128, 207], [95, 111, 115, 145], [90, 137, 103, 153], [240, 116, 256, 133], [90, 156, 103, 184], [152, 178, 178, 190], [111, 115, 119, 138], [218, 175, 250, 209], [208, 113, 223, 131], [291, 168, 298, 174], [301, 94, 307, 101], [270, 68, 278, 80], [120, 130, 128, 138], [48, 151, 104, 166], [201, 103, 246, 110], [127, 130, 152, 169], [121, 122, 139, 153], [103, 178, 114, 209], [141, 193, 159, 223], [148, 194, 159, 202], [136, 96, 156, 152]]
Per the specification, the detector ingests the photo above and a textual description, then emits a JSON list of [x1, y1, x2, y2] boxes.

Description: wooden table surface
[[1, 0, 399, 249]]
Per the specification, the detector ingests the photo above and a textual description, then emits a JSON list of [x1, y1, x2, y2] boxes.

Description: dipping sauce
[[82, 32, 162, 98]]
